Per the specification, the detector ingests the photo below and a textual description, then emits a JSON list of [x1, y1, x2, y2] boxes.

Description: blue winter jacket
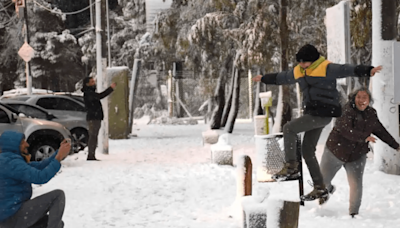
[[0, 131, 61, 222]]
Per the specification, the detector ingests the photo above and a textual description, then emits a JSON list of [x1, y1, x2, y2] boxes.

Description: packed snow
[[32, 120, 400, 227]]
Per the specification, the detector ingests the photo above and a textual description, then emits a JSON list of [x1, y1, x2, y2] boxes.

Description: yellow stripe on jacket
[[293, 60, 331, 79]]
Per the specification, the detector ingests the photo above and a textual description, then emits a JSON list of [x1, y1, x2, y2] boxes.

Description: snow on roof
[[0, 88, 84, 100], [1, 88, 53, 99]]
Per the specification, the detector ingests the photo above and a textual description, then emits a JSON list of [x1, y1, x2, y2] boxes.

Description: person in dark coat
[[81, 77, 116, 161], [0, 131, 71, 228], [319, 88, 400, 217], [252, 44, 382, 201]]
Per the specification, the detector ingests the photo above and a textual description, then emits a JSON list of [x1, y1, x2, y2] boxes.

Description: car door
[[0, 106, 24, 136], [36, 97, 86, 119]]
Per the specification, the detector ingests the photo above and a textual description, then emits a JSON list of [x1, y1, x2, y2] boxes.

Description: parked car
[[0, 103, 73, 161], [2, 95, 87, 152], [2, 100, 88, 153], [1, 94, 87, 120]]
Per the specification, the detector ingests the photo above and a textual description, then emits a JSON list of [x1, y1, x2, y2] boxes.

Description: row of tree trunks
[[225, 67, 241, 133], [221, 54, 238, 128], [209, 0, 294, 133], [210, 55, 232, 129]]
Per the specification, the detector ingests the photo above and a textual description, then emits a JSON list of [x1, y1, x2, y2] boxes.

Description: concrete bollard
[[210, 134, 233, 165], [201, 129, 219, 145]]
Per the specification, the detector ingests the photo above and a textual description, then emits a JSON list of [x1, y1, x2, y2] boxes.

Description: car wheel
[[30, 140, 58, 162], [71, 129, 88, 152]]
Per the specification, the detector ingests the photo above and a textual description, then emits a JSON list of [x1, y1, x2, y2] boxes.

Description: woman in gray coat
[[319, 88, 400, 217]]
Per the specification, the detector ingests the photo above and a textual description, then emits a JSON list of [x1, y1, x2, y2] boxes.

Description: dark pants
[[88, 120, 102, 159], [283, 114, 332, 186], [0, 190, 65, 228]]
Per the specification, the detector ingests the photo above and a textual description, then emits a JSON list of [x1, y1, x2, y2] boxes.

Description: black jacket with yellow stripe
[[261, 61, 373, 117]]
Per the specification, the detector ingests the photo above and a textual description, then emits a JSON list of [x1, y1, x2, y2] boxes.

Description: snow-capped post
[[107, 67, 130, 139], [210, 134, 233, 165], [237, 155, 252, 197], [371, 0, 400, 174]]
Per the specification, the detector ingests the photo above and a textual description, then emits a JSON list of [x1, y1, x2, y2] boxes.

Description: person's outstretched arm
[[28, 150, 59, 170], [8, 141, 71, 184], [98, 82, 116, 99], [371, 112, 400, 150], [326, 63, 382, 79], [252, 70, 296, 85]]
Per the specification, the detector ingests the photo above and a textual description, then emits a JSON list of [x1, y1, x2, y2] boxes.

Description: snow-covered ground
[[33, 121, 400, 228]]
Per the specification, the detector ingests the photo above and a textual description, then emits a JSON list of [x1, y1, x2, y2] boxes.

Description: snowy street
[[33, 121, 400, 228]]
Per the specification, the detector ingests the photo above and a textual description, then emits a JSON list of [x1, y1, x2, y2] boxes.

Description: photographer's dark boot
[[272, 161, 300, 180]]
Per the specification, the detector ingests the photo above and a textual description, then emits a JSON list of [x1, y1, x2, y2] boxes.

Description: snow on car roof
[[1, 88, 53, 99]]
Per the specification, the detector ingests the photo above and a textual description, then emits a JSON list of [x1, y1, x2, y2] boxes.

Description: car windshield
[[0, 103, 20, 114], [6, 103, 50, 119]]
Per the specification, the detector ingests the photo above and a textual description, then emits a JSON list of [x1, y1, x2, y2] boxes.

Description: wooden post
[[237, 155, 252, 197], [278, 201, 300, 228]]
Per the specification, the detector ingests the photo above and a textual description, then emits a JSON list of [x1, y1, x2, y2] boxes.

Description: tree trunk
[[253, 68, 264, 116], [174, 78, 184, 117], [225, 68, 241, 133], [221, 62, 236, 127], [210, 55, 232, 129], [209, 70, 226, 129], [279, 0, 292, 130]]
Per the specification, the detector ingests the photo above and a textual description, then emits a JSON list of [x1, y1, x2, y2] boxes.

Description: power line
[[32, 0, 99, 16]]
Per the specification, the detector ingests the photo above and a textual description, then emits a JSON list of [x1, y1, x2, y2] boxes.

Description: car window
[[37, 98, 58, 110], [57, 98, 86, 111], [37, 97, 85, 112], [10, 104, 48, 119], [0, 109, 9, 123]]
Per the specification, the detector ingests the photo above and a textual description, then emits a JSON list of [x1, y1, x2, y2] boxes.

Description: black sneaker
[[301, 185, 329, 201], [272, 161, 300, 180], [319, 185, 336, 205]]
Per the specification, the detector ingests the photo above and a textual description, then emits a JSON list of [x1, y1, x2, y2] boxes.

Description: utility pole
[[15, 0, 34, 95], [371, 0, 399, 174], [96, 0, 109, 154], [22, 0, 32, 95]]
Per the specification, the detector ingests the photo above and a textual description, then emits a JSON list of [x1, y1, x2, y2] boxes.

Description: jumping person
[[252, 44, 382, 201]]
